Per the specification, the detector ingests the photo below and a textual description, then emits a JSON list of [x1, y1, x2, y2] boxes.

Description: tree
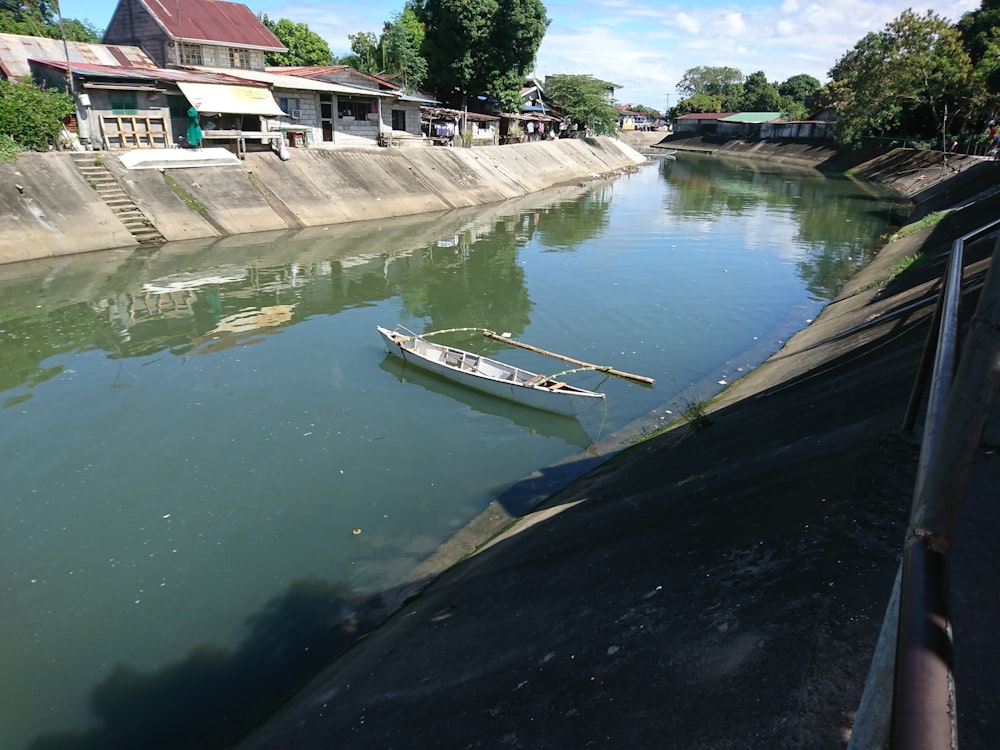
[[59, 18, 101, 42], [957, 0, 1000, 118], [544, 74, 620, 135], [828, 9, 975, 147], [345, 31, 380, 75], [677, 66, 743, 106], [414, 0, 549, 107], [0, 0, 100, 41], [778, 74, 821, 107], [741, 71, 783, 111], [381, 9, 428, 90], [672, 92, 724, 116], [0, 77, 75, 156], [261, 16, 333, 66]]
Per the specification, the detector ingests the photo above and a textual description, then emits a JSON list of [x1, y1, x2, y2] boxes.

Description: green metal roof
[[720, 112, 785, 123]]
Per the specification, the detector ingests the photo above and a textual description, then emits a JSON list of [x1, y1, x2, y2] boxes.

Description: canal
[[0, 153, 902, 750]]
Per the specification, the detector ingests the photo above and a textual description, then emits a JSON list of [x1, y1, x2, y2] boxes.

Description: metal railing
[[849, 220, 1000, 749]]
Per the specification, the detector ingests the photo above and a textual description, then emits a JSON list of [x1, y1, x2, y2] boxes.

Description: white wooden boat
[[377, 326, 606, 416]]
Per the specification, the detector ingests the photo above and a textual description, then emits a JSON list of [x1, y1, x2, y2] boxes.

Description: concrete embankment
[[0, 137, 645, 266], [233, 149, 1000, 748]]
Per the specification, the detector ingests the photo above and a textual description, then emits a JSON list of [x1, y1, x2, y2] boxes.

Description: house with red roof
[[102, 0, 287, 71]]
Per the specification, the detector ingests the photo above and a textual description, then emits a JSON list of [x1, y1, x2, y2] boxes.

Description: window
[[391, 109, 406, 131], [178, 43, 203, 66], [339, 98, 373, 120], [228, 48, 251, 70], [109, 91, 138, 116], [279, 97, 300, 117]]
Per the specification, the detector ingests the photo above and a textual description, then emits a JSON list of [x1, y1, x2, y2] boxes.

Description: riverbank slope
[[233, 149, 1000, 748], [0, 137, 645, 265]]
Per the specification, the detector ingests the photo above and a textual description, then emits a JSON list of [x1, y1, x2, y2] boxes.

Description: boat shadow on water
[[377, 356, 599, 450]]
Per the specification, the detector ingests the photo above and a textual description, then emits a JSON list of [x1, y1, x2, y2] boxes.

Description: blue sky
[[58, 0, 981, 110]]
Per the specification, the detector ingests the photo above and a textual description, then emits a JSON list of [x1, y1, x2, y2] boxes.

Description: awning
[[177, 81, 284, 116]]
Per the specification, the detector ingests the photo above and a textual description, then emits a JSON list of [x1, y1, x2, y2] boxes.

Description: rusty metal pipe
[[890, 536, 955, 749]]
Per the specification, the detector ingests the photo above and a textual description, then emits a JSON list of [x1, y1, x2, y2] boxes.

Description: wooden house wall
[[162, 43, 267, 71], [103, 0, 170, 67]]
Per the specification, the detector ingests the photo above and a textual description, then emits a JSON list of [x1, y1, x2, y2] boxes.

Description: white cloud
[[720, 11, 747, 37], [238, 0, 985, 113], [533, 0, 981, 109], [776, 19, 796, 36], [675, 11, 699, 35]]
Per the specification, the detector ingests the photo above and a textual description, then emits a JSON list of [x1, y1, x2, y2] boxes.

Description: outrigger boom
[[481, 330, 654, 386], [406, 327, 654, 386]]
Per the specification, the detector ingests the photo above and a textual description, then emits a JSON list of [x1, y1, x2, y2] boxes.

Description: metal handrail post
[[892, 235, 1000, 748], [851, 223, 1000, 749]]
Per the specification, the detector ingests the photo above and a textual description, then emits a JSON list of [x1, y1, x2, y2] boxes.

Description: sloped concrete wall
[[0, 153, 138, 265], [0, 137, 645, 266]]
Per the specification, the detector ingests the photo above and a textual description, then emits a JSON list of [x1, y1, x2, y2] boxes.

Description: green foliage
[[0, 0, 51, 36], [0, 1, 100, 41], [0, 134, 20, 163], [676, 65, 744, 111], [888, 210, 950, 241], [679, 396, 713, 431], [673, 66, 821, 119], [381, 10, 428, 89], [58, 17, 101, 42], [828, 9, 975, 148], [957, 3, 1000, 119], [778, 74, 821, 107], [673, 92, 724, 116], [628, 104, 661, 118], [347, 31, 381, 75], [261, 15, 334, 66], [497, 86, 524, 113], [0, 78, 75, 152], [415, 0, 549, 106], [740, 70, 783, 112], [162, 173, 207, 215], [544, 74, 620, 135]]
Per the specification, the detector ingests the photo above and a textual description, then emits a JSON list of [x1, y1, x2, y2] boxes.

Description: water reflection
[[659, 153, 905, 299], [378, 356, 596, 448], [26, 577, 382, 750], [0, 181, 619, 404]]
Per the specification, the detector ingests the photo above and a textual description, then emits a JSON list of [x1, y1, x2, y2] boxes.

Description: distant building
[[672, 111, 833, 141]]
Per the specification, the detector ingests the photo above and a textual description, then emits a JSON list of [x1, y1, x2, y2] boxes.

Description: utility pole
[[53, 0, 74, 96], [942, 102, 948, 167]]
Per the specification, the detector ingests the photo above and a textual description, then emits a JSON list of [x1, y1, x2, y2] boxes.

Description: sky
[[57, 0, 983, 111]]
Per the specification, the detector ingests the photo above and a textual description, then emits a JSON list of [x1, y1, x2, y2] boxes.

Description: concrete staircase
[[71, 153, 164, 245]]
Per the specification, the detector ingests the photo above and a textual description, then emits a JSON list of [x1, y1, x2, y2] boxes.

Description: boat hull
[[377, 326, 604, 417]]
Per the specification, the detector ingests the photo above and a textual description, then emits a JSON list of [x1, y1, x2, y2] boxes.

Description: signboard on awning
[[177, 82, 284, 116]]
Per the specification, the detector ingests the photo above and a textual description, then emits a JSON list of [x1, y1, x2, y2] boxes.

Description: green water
[[0, 155, 903, 749]]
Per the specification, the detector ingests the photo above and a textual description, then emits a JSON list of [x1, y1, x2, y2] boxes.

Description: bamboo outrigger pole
[[482, 330, 655, 385]]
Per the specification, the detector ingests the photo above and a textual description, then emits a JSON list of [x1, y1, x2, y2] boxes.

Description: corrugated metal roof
[[30, 58, 267, 85], [200, 66, 396, 97], [0, 32, 153, 79], [719, 112, 785, 123], [267, 65, 400, 93], [138, 0, 286, 51], [675, 112, 738, 121]]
